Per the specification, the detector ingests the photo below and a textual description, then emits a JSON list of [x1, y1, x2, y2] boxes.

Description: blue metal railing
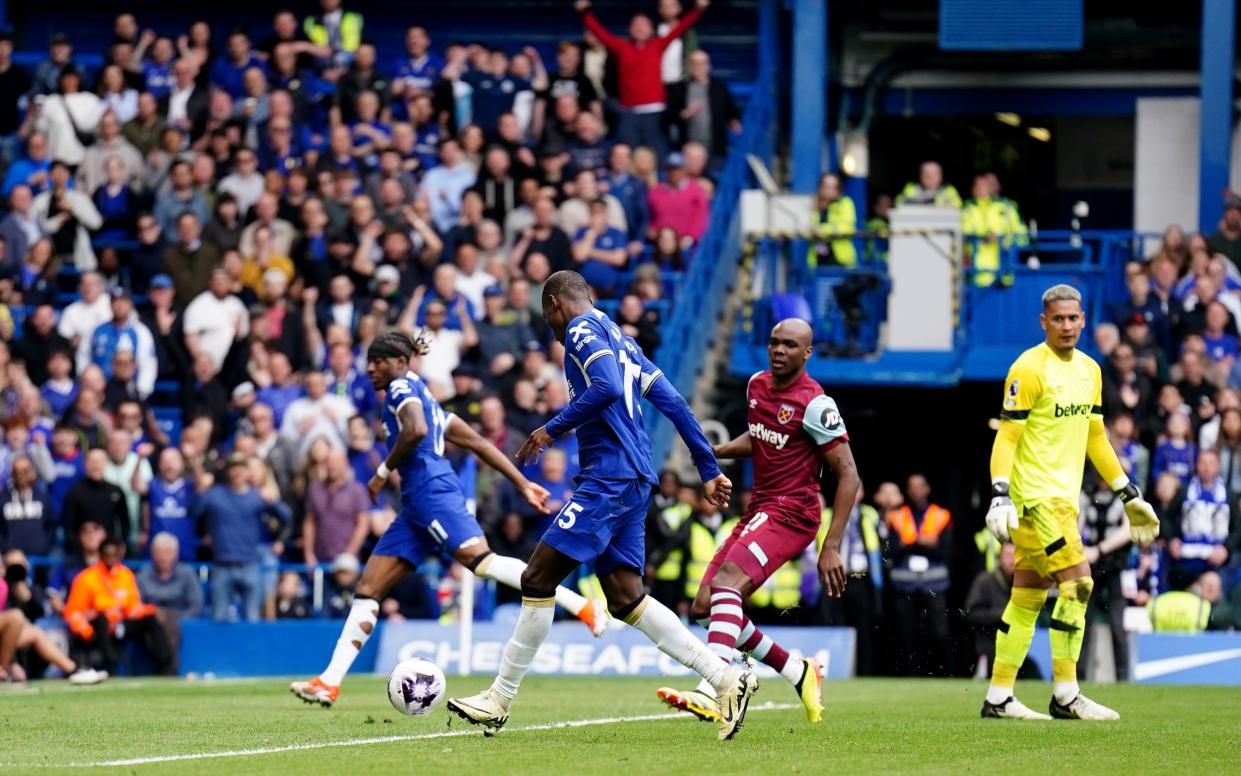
[[646, 0, 777, 467]]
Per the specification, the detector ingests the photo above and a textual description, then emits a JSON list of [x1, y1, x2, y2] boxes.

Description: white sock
[[986, 684, 1013, 705], [476, 554, 590, 616], [625, 596, 727, 692], [490, 596, 555, 708], [781, 657, 806, 685], [320, 597, 380, 686], [1053, 680, 1080, 704]]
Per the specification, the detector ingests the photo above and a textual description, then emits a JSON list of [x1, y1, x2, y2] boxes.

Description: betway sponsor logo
[[1054, 403, 1093, 418], [749, 422, 790, 449]]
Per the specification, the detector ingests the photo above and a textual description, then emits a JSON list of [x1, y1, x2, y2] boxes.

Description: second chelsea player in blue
[[448, 271, 759, 741]]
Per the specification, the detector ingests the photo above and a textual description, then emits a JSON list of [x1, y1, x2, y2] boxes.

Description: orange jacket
[[887, 504, 952, 546], [64, 561, 156, 639]]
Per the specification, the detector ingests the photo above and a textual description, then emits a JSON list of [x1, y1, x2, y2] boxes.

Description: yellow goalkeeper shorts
[[1011, 497, 1085, 577]]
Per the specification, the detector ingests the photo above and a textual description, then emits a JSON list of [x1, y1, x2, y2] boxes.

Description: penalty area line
[[65, 702, 799, 767]]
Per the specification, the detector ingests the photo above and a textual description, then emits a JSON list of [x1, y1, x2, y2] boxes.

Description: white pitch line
[[64, 702, 799, 768]]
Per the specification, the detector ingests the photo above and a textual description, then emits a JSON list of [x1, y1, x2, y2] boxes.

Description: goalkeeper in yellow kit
[[981, 284, 1160, 721]]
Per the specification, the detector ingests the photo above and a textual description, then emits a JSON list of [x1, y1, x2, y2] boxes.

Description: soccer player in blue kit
[[448, 271, 759, 741], [291, 329, 608, 707]]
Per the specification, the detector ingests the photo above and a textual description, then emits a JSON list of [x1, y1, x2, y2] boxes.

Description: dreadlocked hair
[[368, 329, 432, 361]]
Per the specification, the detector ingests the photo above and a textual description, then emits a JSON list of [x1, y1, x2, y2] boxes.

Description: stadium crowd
[[0, 0, 740, 680]]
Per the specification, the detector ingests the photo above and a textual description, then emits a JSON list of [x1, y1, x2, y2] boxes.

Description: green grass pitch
[[1, 676, 1236, 774]]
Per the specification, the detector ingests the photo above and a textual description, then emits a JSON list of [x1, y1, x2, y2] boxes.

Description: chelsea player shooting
[[981, 284, 1159, 721], [448, 271, 759, 741], [290, 329, 607, 708]]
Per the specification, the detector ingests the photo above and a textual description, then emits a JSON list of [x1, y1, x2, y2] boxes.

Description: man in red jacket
[[576, 0, 707, 162]]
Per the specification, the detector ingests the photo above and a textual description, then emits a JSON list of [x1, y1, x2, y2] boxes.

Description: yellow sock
[[1050, 578, 1093, 700], [988, 586, 1047, 699]]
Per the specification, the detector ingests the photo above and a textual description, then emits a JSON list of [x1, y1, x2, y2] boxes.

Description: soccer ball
[[387, 658, 446, 716]]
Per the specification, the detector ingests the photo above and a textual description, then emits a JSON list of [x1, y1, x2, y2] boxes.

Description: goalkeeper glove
[[1115, 481, 1160, 544], [985, 480, 1019, 542]]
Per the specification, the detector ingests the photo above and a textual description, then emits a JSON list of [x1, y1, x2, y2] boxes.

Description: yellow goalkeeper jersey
[[1000, 342, 1103, 504]]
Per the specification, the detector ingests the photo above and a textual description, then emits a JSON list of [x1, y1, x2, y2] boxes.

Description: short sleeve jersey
[[746, 370, 848, 515], [560, 309, 659, 486], [1001, 343, 1103, 504], [381, 370, 455, 492]]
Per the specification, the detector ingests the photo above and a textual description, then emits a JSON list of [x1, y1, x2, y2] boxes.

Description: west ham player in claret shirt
[[657, 318, 860, 725]]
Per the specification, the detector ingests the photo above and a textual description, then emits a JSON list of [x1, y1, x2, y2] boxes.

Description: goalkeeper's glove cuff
[[990, 480, 1010, 500], [1114, 481, 1142, 503]]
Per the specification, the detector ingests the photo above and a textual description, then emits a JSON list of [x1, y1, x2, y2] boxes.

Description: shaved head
[[772, 318, 813, 348], [767, 318, 814, 384]]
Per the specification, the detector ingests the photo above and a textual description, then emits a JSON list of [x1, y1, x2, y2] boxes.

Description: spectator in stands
[[325, 342, 376, 418], [62, 448, 128, 542], [885, 474, 952, 676], [65, 536, 174, 675], [0, 33, 31, 170], [810, 172, 858, 268], [572, 198, 629, 296], [647, 152, 708, 246], [198, 452, 289, 621], [477, 284, 534, 385], [0, 455, 53, 557], [2, 133, 50, 198], [599, 143, 650, 256], [14, 304, 68, 386], [962, 173, 1026, 286], [1103, 343, 1156, 433], [280, 371, 352, 458], [160, 58, 208, 142], [102, 428, 152, 549], [392, 25, 442, 100], [90, 287, 157, 398], [301, 449, 369, 567], [420, 138, 476, 233], [566, 112, 610, 177], [275, 571, 312, 618], [1208, 196, 1241, 266], [541, 40, 601, 124], [559, 168, 626, 237], [154, 161, 210, 236], [0, 186, 42, 269], [76, 110, 144, 194], [1165, 449, 1239, 588], [35, 66, 104, 168], [211, 29, 265, 101], [184, 268, 250, 376], [144, 447, 199, 560], [617, 293, 661, 356], [303, 0, 364, 69], [894, 161, 962, 208], [576, 0, 707, 161], [135, 531, 202, 672], [33, 161, 102, 269], [1153, 410, 1197, 486], [217, 148, 265, 217], [97, 65, 140, 124], [665, 50, 739, 168], [122, 92, 165, 158], [333, 43, 386, 127], [57, 272, 110, 372], [240, 192, 296, 257], [479, 394, 524, 461], [30, 33, 74, 96]]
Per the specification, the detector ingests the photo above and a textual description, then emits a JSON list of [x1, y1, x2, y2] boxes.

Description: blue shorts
[[541, 477, 651, 576], [372, 474, 483, 566]]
